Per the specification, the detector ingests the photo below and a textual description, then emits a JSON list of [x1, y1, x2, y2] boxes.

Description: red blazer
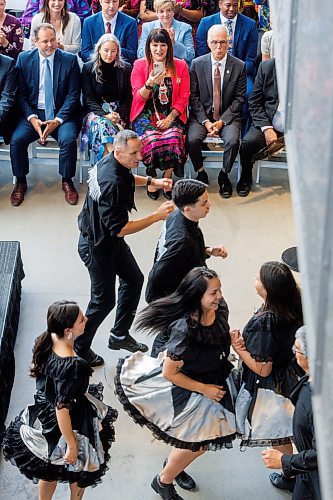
[[130, 57, 190, 124]]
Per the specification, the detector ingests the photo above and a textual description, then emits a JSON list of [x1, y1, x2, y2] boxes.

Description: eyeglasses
[[292, 345, 305, 356], [209, 40, 228, 46]]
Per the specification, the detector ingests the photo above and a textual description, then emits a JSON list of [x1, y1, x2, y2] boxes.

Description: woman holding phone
[[130, 28, 190, 200]]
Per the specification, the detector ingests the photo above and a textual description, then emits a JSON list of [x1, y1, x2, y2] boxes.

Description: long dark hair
[[30, 300, 80, 378], [260, 261, 303, 324], [136, 267, 218, 334], [145, 28, 176, 76], [41, 0, 70, 34]]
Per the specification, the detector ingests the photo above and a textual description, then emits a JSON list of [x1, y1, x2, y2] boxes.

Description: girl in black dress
[[115, 267, 236, 500], [232, 261, 303, 454], [3, 301, 117, 499]]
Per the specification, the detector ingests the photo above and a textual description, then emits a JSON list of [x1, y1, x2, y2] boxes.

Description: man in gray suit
[[187, 25, 246, 198]]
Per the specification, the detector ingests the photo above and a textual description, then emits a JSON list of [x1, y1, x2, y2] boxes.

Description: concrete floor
[[0, 159, 294, 500]]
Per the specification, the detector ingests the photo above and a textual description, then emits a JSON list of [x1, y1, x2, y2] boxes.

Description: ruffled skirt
[[3, 384, 118, 488], [235, 364, 298, 447], [115, 351, 237, 452]]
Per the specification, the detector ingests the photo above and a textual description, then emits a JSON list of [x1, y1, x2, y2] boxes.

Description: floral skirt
[[132, 114, 186, 177], [81, 109, 125, 163]]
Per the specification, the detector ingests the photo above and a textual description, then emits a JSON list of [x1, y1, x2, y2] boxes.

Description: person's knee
[[58, 134, 77, 149]]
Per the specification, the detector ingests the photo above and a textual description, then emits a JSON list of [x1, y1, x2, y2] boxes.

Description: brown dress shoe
[[10, 183, 27, 207], [62, 181, 78, 205]]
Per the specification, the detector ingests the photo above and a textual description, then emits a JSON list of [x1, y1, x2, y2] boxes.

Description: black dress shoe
[[269, 472, 295, 493], [219, 180, 233, 198], [163, 459, 196, 491], [196, 170, 209, 185], [151, 475, 183, 500], [147, 185, 160, 200], [82, 348, 105, 367], [163, 190, 173, 200], [108, 334, 148, 353], [236, 179, 252, 197]]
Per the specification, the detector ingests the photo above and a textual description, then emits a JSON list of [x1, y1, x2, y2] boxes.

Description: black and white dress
[[235, 310, 301, 447], [3, 353, 118, 488], [115, 304, 237, 451]]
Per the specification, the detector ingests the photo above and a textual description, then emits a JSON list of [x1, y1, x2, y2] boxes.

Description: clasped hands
[[30, 116, 59, 144], [230, 329, 246, 352], [104, 111, 121, 124], [205, 120, 224, 137]]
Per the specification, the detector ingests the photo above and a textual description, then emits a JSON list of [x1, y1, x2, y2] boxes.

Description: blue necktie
[[226, 20, 234, 55], [44, 58, 54, 120]]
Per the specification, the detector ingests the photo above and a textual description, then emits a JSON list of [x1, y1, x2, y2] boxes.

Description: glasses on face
[[292, 345, 305, 356], [209, 40, 228, 46]]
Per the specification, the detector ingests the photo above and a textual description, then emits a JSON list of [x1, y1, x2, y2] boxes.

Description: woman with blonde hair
[[81, 34, 132, 161]]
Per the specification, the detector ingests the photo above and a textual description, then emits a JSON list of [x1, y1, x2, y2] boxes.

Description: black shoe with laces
[[163, 459, 196, 491], [81, 348, 105, 367], [151, 475, 184, 500], [108, 334, 148, 353], [196, 170, 209, 185], [269, 472, 295, 493]]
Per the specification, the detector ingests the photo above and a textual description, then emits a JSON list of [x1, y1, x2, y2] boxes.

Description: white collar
[[102, 11, 118, 26], [210, 53, 227, 66], [39, 51, 56, 65], [220, 13, 238, 25]]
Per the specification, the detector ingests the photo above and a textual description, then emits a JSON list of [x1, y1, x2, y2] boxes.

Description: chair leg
[[256, 161, 260, 184]]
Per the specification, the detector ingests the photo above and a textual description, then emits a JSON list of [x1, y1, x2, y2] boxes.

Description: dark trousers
[[187, 118, 241, 181], [239, 125, 281, 182], [10, 111, 79, 178], [75, 235, 144, 357]]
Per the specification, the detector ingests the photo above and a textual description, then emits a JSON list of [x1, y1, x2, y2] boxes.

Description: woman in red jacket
[[130, 28, 190, 199]]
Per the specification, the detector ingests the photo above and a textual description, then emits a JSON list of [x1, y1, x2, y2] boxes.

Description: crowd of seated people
[[0, 0, 277, 207]]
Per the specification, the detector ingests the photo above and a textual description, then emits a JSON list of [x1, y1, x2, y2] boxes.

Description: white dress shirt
[[102, 12, 118, 34], [220, 13, 238, 43], [27, 51, 63, 124]]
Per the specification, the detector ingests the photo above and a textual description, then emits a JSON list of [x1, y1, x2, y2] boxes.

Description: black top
[[165, 302, 233, 384], [78, 153, 135, 247], [82, 60, 132, 123], [282, 376, 321, 499], [243, 310, 296, 365], [145, 209, 208, 303], [36, 352, 92, 410]]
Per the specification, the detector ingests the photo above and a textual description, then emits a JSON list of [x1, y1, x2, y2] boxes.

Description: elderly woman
[[262, 326, 321, 500], [0, 0, 23, 60], [138, 0, 194, 65], [131, 28, 190, 200], [30, 0, 81, 53], [81, 34, 132, 161]]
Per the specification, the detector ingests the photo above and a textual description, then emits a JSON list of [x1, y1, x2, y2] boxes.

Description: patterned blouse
[[0, 14, 23, 60]]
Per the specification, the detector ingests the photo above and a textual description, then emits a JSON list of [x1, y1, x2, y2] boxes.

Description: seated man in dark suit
[[237, 58, 282, 197], [187, 25, 246, 197], [81, 0, 138, 63], [9, 23, 81, 207], [196, 0, 257, 95], [0, 54, 17, 142]]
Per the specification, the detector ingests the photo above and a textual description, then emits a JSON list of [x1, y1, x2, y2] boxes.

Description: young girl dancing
[[232, 261, 303, 463], [115, 267, 237, 500], [3, 300, 117, 499]]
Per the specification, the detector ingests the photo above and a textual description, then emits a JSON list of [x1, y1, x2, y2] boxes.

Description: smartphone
[[153, 62, 165, 76]]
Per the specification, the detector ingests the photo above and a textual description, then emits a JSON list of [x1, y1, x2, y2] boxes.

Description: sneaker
[[163, 459, 196, 491], [108, 334, 148, 353], [151, 475, 184, 500], [82, 348, 105, 367], [269, 472, 295, 493], [196, 170, 209, 185]]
